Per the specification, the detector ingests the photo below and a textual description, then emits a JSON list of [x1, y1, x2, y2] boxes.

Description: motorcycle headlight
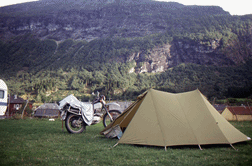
[[100, 95, 105, 101]]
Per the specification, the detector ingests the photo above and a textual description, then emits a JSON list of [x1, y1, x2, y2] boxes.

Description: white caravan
[[0, 79, 8, 116]]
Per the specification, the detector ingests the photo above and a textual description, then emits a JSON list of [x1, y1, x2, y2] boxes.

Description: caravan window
[[0, 90, 4, 99]]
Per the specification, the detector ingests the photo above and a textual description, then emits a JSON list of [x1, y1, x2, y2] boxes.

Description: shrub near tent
[[101, 89, 251, 150]]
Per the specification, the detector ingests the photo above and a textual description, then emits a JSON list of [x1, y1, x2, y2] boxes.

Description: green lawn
[[0, 119, 251, 166]]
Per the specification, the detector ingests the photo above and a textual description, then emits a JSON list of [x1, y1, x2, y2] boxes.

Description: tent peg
[[198, 144, 202, 150], [230, 144, 237, 151], [113, 142, 119, 148]]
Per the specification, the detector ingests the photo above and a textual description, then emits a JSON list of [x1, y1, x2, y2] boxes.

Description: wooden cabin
[[6, 95, 33, 116]]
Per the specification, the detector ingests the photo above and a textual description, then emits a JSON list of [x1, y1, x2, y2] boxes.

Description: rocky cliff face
[[127, 44, 171, 73], [126, 37, 251, 73], [170, 39, 230, 66]]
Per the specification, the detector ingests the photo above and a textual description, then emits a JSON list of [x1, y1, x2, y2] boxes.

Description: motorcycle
[[58, 92, 122, 134]]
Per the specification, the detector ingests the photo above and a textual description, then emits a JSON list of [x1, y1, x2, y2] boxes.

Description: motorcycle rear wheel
[[103, 110, 121, 127], [65, 114, 86, 134]]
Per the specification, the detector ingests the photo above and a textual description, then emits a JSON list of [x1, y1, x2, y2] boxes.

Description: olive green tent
[[101, 89, 251, 150]]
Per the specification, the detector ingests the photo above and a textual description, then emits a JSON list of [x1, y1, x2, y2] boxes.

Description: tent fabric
[[100, 89, 251, 147]]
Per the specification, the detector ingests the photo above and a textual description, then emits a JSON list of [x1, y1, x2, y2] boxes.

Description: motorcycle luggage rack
[[68, 107, 81, 115], [64, 104, 81, 115]]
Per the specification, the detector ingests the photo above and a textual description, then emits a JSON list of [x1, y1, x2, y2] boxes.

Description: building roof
[[34, 103, 60, 117], [213, 104, 227, 113], [226, 106, 252, 115], [35, 103, 60, 111], [9, 95, 25, 104]]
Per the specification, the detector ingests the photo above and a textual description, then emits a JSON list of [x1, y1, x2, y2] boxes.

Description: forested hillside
[[0, 0, 251, 102]]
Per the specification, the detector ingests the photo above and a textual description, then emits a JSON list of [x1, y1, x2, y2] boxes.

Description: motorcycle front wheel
[[103, 110, 121, 127], [65, 114, 86, 134]]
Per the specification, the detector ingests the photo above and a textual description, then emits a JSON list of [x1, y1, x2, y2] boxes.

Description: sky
[[0, 0, 251, 15], [157, 0, 252, 15]]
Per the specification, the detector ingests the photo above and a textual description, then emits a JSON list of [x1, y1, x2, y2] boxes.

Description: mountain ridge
[[0, 0, 231, 41]]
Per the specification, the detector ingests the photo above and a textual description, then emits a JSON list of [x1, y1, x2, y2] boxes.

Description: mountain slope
[[0, 0, 251, 101], [0, 1, 251, 73]]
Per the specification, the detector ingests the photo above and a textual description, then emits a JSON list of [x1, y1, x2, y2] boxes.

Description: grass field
[[0, 118, 251, 166]]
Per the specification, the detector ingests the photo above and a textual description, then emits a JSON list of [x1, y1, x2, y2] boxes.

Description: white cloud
[[0, 0, 38, 7], [155, 0, 252, 15]]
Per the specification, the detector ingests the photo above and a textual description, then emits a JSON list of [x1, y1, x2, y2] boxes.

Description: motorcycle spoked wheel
[[65, 114, 87, 134], [103, 110, 121, 127]]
